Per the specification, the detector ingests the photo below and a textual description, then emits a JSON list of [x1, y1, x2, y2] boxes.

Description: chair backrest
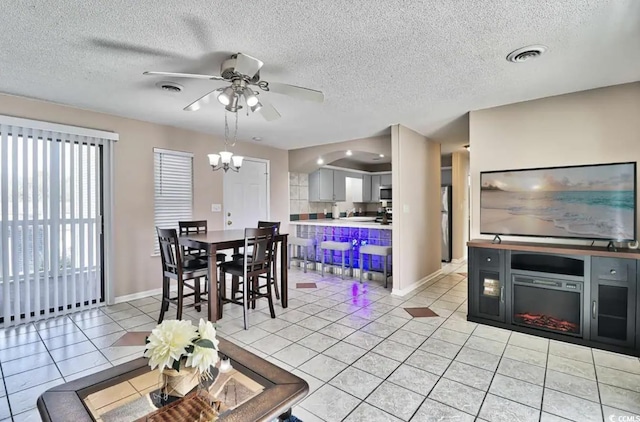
[[244, 227, 275, 273], [178, 220, 208, 235], [257, 221, 281, 235], [156, 227, 183, 275]]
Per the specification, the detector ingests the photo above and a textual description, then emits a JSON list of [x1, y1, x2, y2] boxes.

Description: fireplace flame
[[514, 313, 579, 333]]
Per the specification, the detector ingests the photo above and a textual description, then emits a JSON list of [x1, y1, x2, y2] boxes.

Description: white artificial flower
[[197, 318, 220, 350], [186, 345, 219, 377], [186, 318, 220, 377], [144, 319, 198, 372]]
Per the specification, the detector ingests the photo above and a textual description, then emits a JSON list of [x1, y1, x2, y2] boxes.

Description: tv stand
[[492, 235, 502, 244], [468, 239, 640, 357]]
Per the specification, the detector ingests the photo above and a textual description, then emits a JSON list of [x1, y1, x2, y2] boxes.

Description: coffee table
[[37, 338, 308, 422]]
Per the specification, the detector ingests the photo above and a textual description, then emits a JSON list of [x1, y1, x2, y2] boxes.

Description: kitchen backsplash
[[289, 172, 382, 221]]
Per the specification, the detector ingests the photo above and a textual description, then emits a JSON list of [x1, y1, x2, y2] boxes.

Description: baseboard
[[114, 286, 177, 305], [391, 269, 443, 297], [451, 257, 467, 264]]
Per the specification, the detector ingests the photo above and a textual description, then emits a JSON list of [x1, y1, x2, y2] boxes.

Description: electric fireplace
[[512, 275, 583, 337]]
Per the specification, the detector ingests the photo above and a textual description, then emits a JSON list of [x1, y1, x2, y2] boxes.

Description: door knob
[[227, 221, 232, 225], [610, 269, 617, 275]]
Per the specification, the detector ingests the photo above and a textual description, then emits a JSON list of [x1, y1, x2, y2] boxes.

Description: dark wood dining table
[[179, 230, 289, 322]]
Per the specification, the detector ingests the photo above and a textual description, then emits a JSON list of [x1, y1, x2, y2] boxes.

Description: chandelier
[[208, 111, 244, 172]]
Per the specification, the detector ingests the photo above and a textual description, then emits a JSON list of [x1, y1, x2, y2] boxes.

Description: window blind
[[0, 116, 117, 326], [153, 149, 193, 254]]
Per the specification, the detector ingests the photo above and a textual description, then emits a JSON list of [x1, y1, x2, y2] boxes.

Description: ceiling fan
[[143, 52, 324, 121]]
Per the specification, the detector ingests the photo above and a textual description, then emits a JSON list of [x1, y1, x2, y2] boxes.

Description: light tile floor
[[1, 263, 640, 421]]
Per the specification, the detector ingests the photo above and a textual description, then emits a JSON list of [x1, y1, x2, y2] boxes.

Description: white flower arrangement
[[144, 318, 220, 379]]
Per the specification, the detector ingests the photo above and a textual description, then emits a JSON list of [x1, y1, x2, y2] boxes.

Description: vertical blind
[[153, 148, 193, 254], [0, 117, 117, 326]]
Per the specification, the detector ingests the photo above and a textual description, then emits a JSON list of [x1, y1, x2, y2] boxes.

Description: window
[[0, 116, 117, 326], [153, 148, 193, 254]]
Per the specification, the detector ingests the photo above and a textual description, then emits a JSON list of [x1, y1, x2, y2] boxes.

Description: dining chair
[[179, 220, 227, 294], [220, 227, 276, 329], [231, 221, 281, 300], [156, 227, 209, 323]]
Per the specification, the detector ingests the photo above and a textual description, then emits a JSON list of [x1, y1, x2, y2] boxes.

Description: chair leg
[[158, 276, 169, 323], [359, 253, 364, 283], [251, 277, 258, 310], [321, 248, 325, 277], [287, 244, 291, 270], [350, 249, 353, 277], [242, 273, 249, 330], [341, 250, 345, 280], [272, 250, 280, 300], [194, 277, 201, 312], [176, 276, 184, 320], [303, 246, 308, 273], [266, 272, 276, 319]]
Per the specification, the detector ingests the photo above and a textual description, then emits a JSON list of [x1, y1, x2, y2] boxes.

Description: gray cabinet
[[470, 247, 506, 323], [309, 169, 335, 202], [371, 175, 381, 202], [333, 170, 346, 202], [308, 169, 347, 202], [590, 257, 636, 348], [362, 175, 372, 202], [380, 173, 392, 186]]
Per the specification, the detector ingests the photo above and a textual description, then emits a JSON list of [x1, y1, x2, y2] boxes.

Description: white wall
[[452, 151, 470, 259], [469, 82, 640, 244], [392, 125, 442, 294]]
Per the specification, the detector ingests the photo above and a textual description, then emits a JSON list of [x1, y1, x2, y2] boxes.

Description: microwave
[[380, 185, 392, 201]]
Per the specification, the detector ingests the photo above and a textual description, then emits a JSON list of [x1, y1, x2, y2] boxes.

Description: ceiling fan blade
[[183, 89, 222, 112], [143, 71, 225, 81], [234, 53, 264, 78], [265, 82, 324, 103], [89, 38, 186, 59], [257, 102, 281, 121]]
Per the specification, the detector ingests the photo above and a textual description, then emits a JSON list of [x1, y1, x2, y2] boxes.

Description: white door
[[223, 158, 269, 230]]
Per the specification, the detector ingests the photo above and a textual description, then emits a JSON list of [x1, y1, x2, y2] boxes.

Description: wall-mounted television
[[480, 162, 637, 241]]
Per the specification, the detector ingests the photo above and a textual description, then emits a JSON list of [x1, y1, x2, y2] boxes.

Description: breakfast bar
[[289, 219, 392, 281]]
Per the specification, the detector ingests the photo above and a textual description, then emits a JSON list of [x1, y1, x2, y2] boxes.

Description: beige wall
[[0, 93, 289, 299], [288, 135, 391, 173], [469, 82, 640, 243], [391, 125, 441, 294], [451, 151, 470, 259]]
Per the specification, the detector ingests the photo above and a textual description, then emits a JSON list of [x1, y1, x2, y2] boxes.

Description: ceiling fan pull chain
[[224, 111, 229, 147]]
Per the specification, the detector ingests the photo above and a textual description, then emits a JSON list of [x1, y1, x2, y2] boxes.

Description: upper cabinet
[[309, 169, 346, 202], [309, 169, 390, 203], [362, 175, 372, 203]]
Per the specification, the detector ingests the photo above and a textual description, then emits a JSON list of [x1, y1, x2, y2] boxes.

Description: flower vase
[[162, 363, 200, 398]]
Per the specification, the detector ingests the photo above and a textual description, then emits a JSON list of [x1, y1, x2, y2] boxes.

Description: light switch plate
[[403, 204, 410, 213], [211, 204, 222, 212]]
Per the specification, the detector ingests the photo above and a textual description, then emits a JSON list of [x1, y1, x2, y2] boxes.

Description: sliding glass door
[[1, 125, 106, 325]]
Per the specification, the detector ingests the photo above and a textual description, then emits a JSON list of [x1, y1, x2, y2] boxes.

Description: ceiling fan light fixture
[[250, 102, 262, 113], [217, 86, 235, 106], [346, 150, 353, 156], [243, 88, 259, 107]]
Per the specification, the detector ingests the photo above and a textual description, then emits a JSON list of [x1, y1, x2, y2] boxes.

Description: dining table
[[179, 229, 289, 322]]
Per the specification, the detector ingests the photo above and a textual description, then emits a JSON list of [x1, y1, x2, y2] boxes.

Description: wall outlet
[[211, 204, 222, 212]]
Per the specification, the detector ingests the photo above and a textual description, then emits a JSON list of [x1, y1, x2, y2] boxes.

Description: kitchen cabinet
[[590, 257, 636, 348], [380, 173, 392, 186], [308, 169, 346, 202], [333, 170, 346, 202], [371, 175, 381, 202], [362, 175, 372, 202]]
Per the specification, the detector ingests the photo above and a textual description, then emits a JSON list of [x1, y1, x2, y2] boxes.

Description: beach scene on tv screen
[[481, 163, 636, 240]]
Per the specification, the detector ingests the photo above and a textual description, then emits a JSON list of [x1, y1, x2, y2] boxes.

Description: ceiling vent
[[506, 45, 547, 63], [156, 81, 184, 93]]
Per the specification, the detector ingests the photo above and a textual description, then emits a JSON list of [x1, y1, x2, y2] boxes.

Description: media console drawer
[[592, 257, 635, 282], [478, 249, 500, 268]]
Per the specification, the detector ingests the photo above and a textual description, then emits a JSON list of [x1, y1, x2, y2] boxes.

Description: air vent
[[506, 45, 547, 63], [156, 81, 183, 92]]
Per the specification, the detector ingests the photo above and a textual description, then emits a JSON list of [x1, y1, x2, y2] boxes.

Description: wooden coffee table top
[[37, 337, 308, 422]]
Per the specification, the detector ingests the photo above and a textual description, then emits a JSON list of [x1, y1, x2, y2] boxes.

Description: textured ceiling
[[1, 1, 639, 150]]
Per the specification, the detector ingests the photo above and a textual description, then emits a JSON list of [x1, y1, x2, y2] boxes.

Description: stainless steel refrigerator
[[441, 186, 453, 262]]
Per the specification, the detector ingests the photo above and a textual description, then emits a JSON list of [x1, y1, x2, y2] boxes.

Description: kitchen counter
[[290, 219, 392, 230]]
